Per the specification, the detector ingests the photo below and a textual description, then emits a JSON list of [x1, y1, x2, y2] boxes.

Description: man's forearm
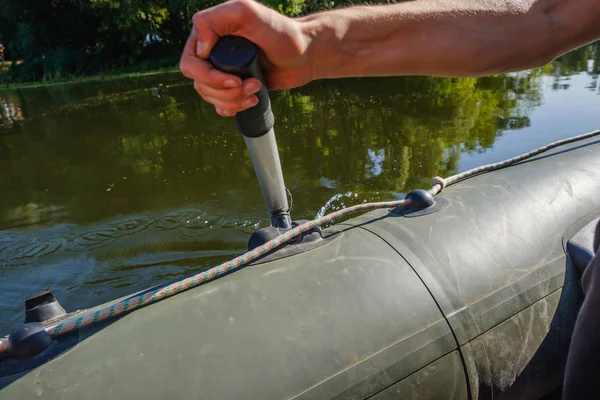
[[298, 0, 599, 80]]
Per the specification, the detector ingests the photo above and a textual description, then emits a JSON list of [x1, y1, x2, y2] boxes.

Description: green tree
[[0, 0, 391, 84]]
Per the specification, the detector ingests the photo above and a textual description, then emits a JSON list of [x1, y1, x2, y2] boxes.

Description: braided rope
[[0, 129, 598, 355], [0, 198, 410, 354], [442, 130, 600, 187]]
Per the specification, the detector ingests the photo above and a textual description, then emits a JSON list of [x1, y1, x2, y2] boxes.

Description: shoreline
[[0, 67, 181, 91]]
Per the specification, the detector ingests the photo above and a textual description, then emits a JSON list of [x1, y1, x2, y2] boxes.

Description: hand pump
[[209, 36, 292, 232]]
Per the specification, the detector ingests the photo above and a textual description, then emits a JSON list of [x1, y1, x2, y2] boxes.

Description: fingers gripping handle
[[209, 35, 275, 138]]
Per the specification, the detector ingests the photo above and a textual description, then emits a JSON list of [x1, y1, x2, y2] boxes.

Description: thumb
[[192, 18, 219, 60]]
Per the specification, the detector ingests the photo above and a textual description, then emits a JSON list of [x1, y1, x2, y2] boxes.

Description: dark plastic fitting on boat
[[8, 323, 52, 359], [248, 226, 286, 252], [209, 35, 274, 138], [247, 220, 323, 252], [25, 291, 66, 323], [271, 213, 292, 230], [405, 189, 436, 209]]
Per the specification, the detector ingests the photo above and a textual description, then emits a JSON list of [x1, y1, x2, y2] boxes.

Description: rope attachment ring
[[431, 176, 447, 192]]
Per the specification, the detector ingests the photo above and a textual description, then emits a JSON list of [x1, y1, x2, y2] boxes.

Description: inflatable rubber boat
[[1, 37, 599, 399]]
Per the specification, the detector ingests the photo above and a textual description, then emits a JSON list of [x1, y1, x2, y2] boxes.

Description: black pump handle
[[209, 35, 274, 138]]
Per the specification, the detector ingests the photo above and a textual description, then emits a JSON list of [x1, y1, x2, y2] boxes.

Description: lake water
[[0, 43, 598, 335]]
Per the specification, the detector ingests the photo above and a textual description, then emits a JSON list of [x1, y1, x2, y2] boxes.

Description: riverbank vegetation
[[1, 1, 598, 86], [0, 0, 353, 85]]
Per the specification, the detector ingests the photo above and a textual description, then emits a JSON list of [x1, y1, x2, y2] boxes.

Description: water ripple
[[0, 237, 66, 266], [0, 205, 262, 268]]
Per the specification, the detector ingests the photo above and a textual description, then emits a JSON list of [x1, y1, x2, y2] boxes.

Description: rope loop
[[431, 176, 447, 192]]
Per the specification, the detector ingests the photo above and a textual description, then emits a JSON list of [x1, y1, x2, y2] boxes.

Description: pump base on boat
[[246, 219, 340, 265], [249, 219, 324, 249]]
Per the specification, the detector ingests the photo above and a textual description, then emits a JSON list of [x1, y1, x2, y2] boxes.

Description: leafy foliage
[[1, 0, 597, 84], [0, 0, 365, 83]]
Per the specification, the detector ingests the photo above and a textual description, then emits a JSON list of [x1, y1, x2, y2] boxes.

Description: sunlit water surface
[[0, 43, 598, 334]]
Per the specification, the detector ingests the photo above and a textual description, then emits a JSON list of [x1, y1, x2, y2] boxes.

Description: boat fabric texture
[[563, 220, 600, 399]]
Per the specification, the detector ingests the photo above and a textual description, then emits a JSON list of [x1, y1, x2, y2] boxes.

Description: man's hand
[[179, 0, 313, 117]]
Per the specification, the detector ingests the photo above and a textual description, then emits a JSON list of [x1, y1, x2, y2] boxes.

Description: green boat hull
[[1, 136, 599, 399]]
